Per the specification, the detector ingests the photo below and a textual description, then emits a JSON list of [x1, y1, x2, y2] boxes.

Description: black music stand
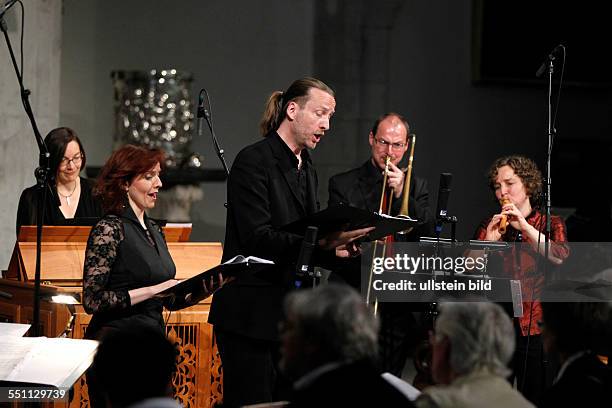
[[467, 239, 512, 277], [416, 237, 511, 326]]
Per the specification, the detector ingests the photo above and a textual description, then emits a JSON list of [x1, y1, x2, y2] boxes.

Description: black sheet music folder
[[158, 256, 274, 299], [282, 204, 417, 241]]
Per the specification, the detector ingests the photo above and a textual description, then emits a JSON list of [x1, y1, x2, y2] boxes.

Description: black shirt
[[277, 134, 312, 212], [16, 177, 103, 235]]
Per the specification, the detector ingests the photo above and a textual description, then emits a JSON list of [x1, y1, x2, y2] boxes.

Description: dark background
[[57, 0, 611, 244]]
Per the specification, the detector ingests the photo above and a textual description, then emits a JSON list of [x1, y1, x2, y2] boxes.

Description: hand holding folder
[[157, 256, 274, 309], [282, 204, 418, 242]]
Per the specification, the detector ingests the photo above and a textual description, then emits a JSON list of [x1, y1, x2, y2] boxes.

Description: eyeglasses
[[374, 137, 406, 150], [60, 153, 83, 167]]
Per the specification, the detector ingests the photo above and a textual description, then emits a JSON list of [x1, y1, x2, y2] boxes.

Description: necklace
[[57, 181, 78, 207]]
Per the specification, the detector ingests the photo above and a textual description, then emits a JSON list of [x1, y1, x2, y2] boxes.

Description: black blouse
[[82, 205, 176, 339], [15, 177, 103, 235]]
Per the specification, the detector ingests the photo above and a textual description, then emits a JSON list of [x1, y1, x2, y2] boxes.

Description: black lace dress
[[82, 205, 176, 340]]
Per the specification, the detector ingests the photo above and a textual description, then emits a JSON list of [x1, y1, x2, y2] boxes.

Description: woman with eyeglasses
[[16, 127, 103, 235]]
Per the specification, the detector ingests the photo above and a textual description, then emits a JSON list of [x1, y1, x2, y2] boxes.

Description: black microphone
[[196, 90, 205, 139], [536, 44, 564, 78], [434, 173, 452, 235], [0, 0, 17, 19], [197, 91, 205, 118], [295, 226, 318, 288]]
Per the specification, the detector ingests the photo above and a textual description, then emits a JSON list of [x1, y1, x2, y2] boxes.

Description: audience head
[[430, 301, 515, 384], [44, 127, 86, 185], [94, 144, 164, 215], [279, 283, 379, 379], [92, 326, 177, 408], [541, 301, 612, 359]]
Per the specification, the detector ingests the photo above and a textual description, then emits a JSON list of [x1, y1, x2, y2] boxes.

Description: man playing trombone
[[328, 112, 433, 376], [328, 112, 432, 248]]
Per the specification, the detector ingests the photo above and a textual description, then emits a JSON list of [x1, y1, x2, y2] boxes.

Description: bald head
[[368, 113, 409, 170]]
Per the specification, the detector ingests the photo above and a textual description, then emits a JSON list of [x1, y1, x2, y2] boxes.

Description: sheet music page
[[378, 213, 417, 222], [224, 255, 246, 264], [0, 337, 43, 380], [2, 337, 98, 387], [244, 256, 274, 264], [165, 223, 193, 228], [381, 372, 422, 401], [0, 322, 31, 337], [224, 255, 274, 264]]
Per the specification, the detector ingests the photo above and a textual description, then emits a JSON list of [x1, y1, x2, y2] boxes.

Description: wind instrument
[[499, 197, 511, 234], [366, 156, 392, 316], [367, 133, 417, 314], [397, 134, 416, 235]]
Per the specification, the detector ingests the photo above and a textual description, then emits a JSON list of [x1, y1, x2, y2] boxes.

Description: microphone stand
[[426, 214, 456, 329], [543, 58, 554, 284], [518, 46, 563, 392], [2, 6, 50, 337], [198, 88, 230, 177], [434, 215, 457, 277]]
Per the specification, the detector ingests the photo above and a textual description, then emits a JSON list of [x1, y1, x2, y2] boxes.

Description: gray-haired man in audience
[[280, 283, 414, 407], [416, 301, 534, 408]]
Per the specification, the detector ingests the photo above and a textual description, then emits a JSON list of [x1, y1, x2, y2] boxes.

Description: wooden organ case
[[0, 225, 223, 408]]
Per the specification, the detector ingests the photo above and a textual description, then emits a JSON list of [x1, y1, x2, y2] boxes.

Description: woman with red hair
[[82, 145, 198, 406], [83, 144, 179, 342]]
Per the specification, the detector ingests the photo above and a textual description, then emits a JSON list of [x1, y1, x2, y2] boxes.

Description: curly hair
[[94, 145, 164, 215], [487, 155, 543, 205]]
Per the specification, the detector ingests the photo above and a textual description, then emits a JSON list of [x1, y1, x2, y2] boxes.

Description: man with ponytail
[[209, 77, 372, 407]]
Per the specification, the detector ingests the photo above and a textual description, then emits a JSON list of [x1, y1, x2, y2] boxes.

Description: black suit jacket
[[288, 360, 415, 408], [209, 132, 329, 341], [327, 160, 432, 287], [540, 352, 612, 408], [328, 160, 433, 239]]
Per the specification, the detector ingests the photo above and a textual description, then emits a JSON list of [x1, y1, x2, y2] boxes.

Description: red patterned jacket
[[474, 210, 569, 335]]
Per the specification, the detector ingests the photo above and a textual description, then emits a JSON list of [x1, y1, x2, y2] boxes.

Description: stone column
[[0, 0, 62, 269]]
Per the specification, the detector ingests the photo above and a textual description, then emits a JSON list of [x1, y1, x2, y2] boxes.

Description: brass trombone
[[399, 133, 417, 221], [365, 134, 416, 315]]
